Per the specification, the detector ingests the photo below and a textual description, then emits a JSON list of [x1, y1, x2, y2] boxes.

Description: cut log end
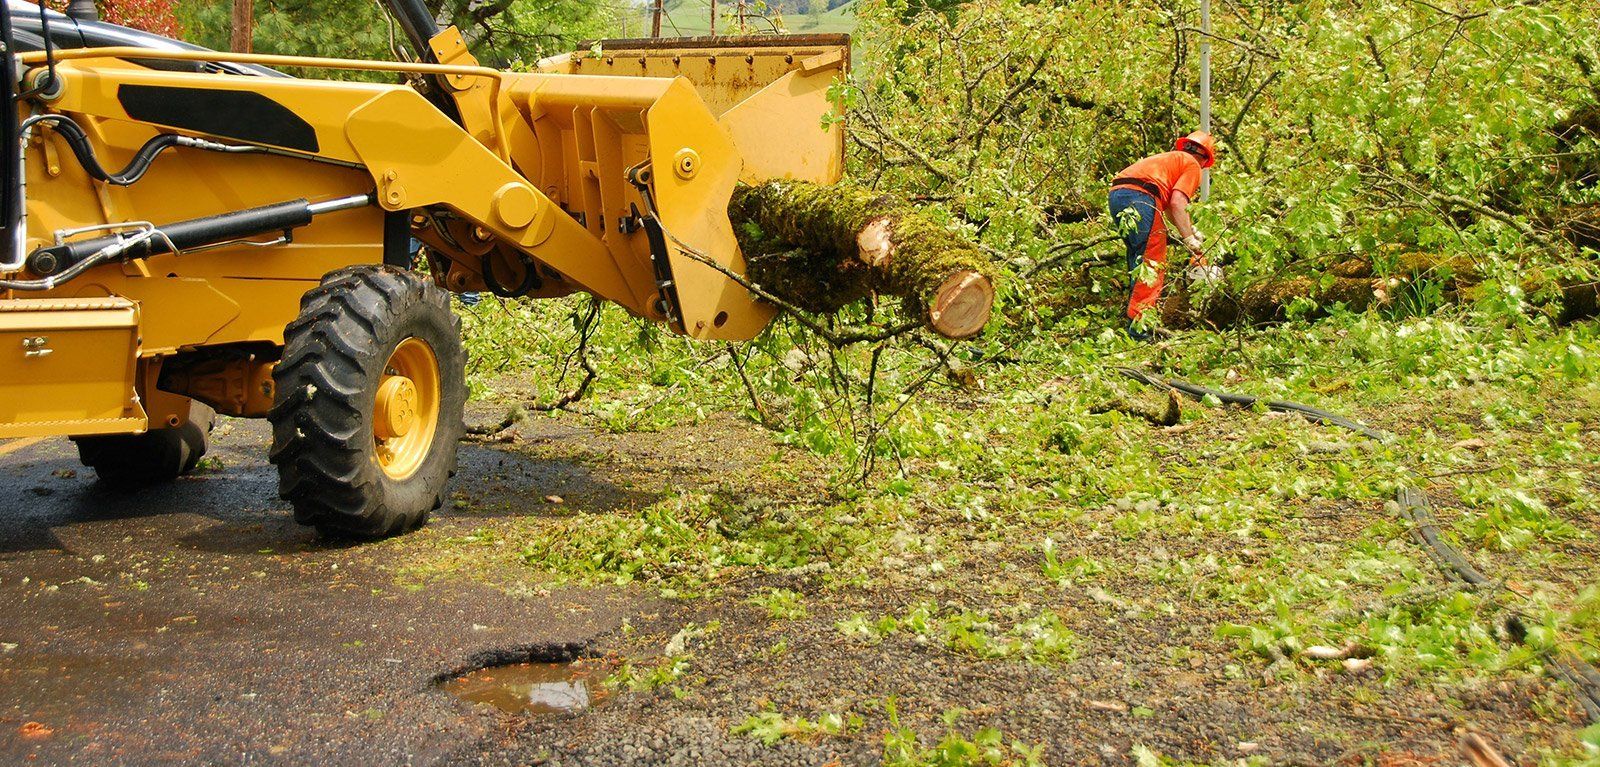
[[856, 217, 896, 266], [928, 270, 995, 339]]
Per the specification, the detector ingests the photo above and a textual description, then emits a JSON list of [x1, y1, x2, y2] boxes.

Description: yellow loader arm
[[14, 32, 848, 341]]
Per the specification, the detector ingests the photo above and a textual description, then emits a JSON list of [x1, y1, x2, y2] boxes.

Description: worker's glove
[[1185, 264, 1224, 285], [1182, 231, 1205, 256]]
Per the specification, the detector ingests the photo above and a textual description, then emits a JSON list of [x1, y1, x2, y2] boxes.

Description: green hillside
[[613, 0, 857, 38]]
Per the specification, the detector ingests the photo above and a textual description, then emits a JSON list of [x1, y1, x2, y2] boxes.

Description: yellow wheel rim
[[374, 337, 440, 481]]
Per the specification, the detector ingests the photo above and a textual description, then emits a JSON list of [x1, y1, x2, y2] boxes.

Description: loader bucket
[[538, 35, 849, 188], [486, 35, 850, 340]]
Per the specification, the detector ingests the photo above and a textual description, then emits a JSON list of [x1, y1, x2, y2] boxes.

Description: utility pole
[[709, 0, 717, 35], [230, 0, 253, 53], [1198, 0, 1211, 200], [651, 0, 663, 37]]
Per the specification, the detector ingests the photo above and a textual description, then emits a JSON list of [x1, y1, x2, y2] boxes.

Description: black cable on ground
[[1393, 486, 1491, 587], [1554, 658, 1600, 721], [1117, 366, 1600, 723], [1116, 367, 1387, 440]]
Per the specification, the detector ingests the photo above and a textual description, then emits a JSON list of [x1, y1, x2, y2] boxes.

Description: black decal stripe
[[117, 84, 319, 153]]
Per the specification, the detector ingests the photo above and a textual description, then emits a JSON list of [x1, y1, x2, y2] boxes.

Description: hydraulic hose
[[1118, 366, 1600, 721], [6, 112, 344, 277], [3, 194, 371, 291], [23, 114, 197, 187], [0, 249, 116, 291], [480, 250, 541, 298]]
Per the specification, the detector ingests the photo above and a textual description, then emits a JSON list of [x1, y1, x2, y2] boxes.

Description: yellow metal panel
[[64, 277, 239, 353], [0, 298, 146, 438], [719, 65, 846, 185], [647, 80, 775, 340], [46, 63, 391, 163], [20, 100, 383, 277], [19, 46, 501, 84], [554, 35, 851, 117]]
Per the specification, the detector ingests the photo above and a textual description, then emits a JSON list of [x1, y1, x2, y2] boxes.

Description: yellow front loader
[[0, 0, 847, 536]]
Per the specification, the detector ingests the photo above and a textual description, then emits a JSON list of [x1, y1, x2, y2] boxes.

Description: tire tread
[[267, 266, 465, 538]]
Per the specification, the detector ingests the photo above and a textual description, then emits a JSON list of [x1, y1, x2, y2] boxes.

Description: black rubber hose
[[1394, 486, 1491, 586], [480, 250, 540, 298], [1, 9, 22, 268], [26, 115, 183, 186], [1555, 658, 1600, 721], [1116, 367, 1387, 441]]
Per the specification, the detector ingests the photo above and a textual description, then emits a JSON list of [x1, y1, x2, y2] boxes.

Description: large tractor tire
[[268, 266, 466, 539], [74, 401, 215, 485]]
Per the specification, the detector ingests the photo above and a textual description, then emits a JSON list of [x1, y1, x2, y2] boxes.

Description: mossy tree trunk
[[1160, 251, 1599, 328], [729, 181, 996, 340]]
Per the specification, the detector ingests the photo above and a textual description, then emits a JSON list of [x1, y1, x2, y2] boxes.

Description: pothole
[[437, 644, 613, 716]]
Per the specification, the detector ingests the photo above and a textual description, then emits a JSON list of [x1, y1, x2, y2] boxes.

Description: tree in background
[[176, 0, 619, 72], [104, 0, 182, 35], [844, 0, 1600, 324], [39, 0, 182, 36]]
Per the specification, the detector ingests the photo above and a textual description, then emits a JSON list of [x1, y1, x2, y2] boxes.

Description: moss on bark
[[1164, 275, 1380, 328], [1160, 256, 1598, 328], [730, 180, 995, 334]]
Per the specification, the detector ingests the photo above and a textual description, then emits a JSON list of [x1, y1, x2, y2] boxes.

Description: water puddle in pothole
[[442, 659, 613, 715]]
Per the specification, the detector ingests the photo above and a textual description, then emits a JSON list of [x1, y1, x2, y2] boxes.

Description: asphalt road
[[0, 418, 644, 765]]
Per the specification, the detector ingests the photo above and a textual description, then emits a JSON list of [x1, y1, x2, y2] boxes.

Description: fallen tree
[[1159, 252, 1600, 328], [729, 181, 997, 340]]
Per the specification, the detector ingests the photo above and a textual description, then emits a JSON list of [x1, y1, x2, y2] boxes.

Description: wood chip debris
[[1087, 700, 1128, 713], [1458, 731, 1513, 767]]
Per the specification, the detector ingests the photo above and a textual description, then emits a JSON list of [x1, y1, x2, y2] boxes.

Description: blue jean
[[1107, 187, 1167, 332], [1108, 188, 1157, 270]]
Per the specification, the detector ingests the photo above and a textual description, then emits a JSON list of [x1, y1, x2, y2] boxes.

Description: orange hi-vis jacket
[[1112, 151, 1203, 208]]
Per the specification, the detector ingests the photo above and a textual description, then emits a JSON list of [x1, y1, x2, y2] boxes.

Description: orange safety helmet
[[1175, 131, 1216, 168]]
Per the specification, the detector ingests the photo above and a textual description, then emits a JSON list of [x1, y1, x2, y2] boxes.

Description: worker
[[1108, 131, 1220, 340]]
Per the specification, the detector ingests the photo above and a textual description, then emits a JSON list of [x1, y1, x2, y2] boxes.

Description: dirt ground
[[0, 400, 1589, 766], [0, 417, 661, 765]]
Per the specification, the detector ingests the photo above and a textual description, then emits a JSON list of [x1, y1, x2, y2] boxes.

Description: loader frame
[[0, 3, 846, 535]]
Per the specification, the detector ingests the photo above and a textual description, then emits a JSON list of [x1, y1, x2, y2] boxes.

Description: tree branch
[[466, 299, 601, 436]]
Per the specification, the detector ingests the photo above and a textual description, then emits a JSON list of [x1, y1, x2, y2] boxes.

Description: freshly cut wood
[[729, 181, 996, 339]]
